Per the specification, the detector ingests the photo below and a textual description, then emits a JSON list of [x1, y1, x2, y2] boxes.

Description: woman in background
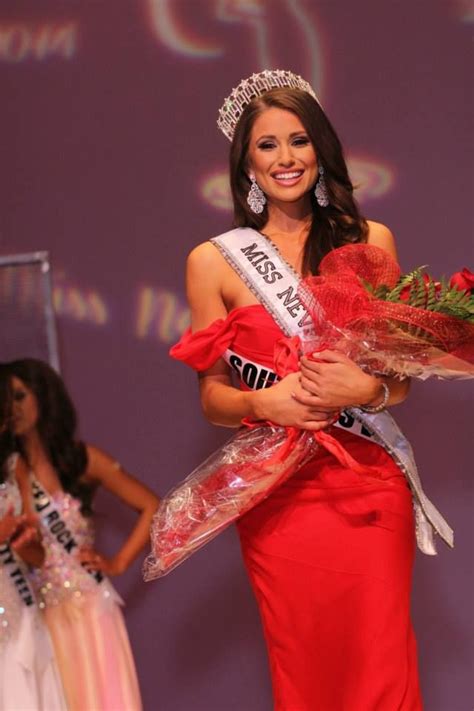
[[0, 366, 66, 710], [5, 357, 159, 711]]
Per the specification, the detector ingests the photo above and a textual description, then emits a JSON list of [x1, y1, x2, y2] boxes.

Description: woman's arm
[[79, 446, 159, 576], [296, 222, 410, 410], [187, 243, 338, 430]]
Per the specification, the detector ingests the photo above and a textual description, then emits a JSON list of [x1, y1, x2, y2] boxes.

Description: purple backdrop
[[1, 1, 473, 709]]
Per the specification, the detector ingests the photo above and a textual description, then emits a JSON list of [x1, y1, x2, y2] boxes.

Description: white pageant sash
[[212, 227, 316, 337], [212, 227, 454, 554], [0, 541, 36, 607], [0, 456, 37, 608], [31, 477, 104, 585]]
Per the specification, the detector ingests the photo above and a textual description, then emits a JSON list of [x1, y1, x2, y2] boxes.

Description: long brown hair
[[229, 88, 368, 275], [5, 359, 93, 514], [0, 365, 15, 484]]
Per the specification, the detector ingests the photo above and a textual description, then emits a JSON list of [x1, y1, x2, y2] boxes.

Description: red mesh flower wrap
[[143, 244, 474, 581]]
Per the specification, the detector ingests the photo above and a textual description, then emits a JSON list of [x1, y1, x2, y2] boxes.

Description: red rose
[[449, 268, 474, 293], [399, 284, 411, 301], [399, 273, 440, 301]]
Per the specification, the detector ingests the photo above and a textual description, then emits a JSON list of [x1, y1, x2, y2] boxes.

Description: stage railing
[[0, 251, 60, 370]]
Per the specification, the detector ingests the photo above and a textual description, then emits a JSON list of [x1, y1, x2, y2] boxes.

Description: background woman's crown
[[217, 69, 320, 141]]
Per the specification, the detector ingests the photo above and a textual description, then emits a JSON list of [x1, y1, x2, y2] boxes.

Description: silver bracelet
[[360, 381, 390, 413]]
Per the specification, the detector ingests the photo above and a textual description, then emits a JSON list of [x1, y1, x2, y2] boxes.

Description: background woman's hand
[[0, 506, 20, 544], [6, 514, 45, 567], [10, 520, 41, 552], [297, 351, 381, 409], [254, 372, 340, 431], [0, 510, 37, 546]]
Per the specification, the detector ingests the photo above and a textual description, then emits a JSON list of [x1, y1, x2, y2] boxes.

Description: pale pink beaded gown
[[0, 458, 66, 711], [30, 479, 142, 711]]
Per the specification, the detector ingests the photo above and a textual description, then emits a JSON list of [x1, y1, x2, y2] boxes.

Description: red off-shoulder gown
[[171, 304, 422, 711]]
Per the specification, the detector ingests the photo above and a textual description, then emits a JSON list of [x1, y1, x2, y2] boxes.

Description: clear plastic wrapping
[[143, 425, 317, 580]]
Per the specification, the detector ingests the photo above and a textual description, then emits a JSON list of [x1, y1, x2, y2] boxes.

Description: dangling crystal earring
[[314, 165, 329, 207], [247, 174, 266, 214]]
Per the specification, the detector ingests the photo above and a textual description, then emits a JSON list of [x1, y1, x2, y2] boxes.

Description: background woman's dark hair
[[5, 358, 93, 514], [0, 365, 16, 485], [229, 88, 368, 275]]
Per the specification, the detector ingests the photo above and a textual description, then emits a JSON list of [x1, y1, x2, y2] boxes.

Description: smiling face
[[11, 376, 40, 437], [246, 107, 318, 208]]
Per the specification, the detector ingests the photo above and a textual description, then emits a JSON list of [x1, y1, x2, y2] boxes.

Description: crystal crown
[[217, 69, 320, 141]]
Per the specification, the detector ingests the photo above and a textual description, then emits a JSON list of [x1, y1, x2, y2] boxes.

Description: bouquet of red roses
[[143, 245, 473, 581], [297, 244, 474, 380]]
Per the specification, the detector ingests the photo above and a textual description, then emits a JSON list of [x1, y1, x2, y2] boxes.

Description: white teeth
[[274, 171, 302, 179]]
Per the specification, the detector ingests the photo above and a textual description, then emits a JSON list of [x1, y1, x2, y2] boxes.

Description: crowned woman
[[159, 70, 454, 710]]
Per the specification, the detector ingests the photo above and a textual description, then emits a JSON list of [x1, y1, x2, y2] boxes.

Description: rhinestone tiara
[[217, 69, 320, 141]]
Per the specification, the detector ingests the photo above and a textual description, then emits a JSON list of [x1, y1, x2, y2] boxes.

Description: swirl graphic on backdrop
[[199, 156, 395, 212], [454, 0, 474, 22], [146, 0, 222, 57], [348, 156, 395, 202], [145, 0, 324, 90], [200, 169, 234, 211]]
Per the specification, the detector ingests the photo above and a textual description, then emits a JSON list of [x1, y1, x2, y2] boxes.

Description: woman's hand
[[0, 506, 20, 544], [0, 510, 38, 546], [297, 351, 382, 410], [9, 516, 44, 567], [253, 372, 340, 431], [10, 520, 41, 551], [78, 548, 126, 577], [81, 446, 159, 575]]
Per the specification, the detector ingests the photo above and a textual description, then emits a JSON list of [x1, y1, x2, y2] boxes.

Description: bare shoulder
[[366, 220, 398, 260], [186, 241, 229, 328], [186, 240, 228, 294], [187, 241, 225, 274]]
